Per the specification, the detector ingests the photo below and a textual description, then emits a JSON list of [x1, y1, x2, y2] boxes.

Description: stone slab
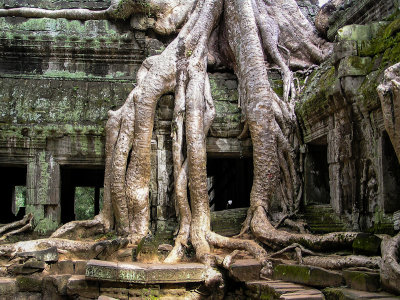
[[352, 233, 382, 256], [343, 270, 380, 292], [246, 279, 324, 300], [0, 277, 17, 295], [273, 264, 344, 288], [17, 246, 58, 263], [229, 259, 262, 282], [323, 287, 399, 300], [66, 275, 99, 298], [85, 260, 206, 284]]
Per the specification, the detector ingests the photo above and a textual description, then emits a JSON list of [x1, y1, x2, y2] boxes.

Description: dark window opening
[[305, 144, 330, 205], [207, 157, 253, 211], [0, 166, 27, 223], [60, 166, 104, 223], [382, 131, 400, 213]]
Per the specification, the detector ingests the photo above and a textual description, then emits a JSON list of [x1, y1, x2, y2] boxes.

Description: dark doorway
[[207, 157, 253, 211], [305, 144, 330, 205], [0, 165, 27, 223], [60, 166, 104, 223], [382, 131, 400, 213]]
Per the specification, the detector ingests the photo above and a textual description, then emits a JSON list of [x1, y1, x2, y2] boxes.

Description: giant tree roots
[[0, 0, 399, 294]]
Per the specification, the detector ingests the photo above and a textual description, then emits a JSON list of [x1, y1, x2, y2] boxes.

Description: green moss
[[296, 66, 336, 120], [26, 205, 45, 225], [274, 264, 311, 282], [35, 217, 58, 235], [358, 18, 400, 65], [370, 208, 395, 235], [37, 151, 50, 205], [16, 275, 42, 292]]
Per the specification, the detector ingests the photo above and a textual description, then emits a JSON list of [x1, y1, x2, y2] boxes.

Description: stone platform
[[85, 260, 207, 284]]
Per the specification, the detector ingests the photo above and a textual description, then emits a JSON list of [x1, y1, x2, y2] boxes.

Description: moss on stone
[[296, 66, 336, 121], [35, 217, 59, 235], [16, 275, 42, 292]]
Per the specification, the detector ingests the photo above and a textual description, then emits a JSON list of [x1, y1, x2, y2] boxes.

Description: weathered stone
[[337, 24, 374, 42], [0, 277, 17, 295], [352, 233, 382, 256], [16, 275, 42, 292], [323, 287, 398, 300], [338, 56, 372, 78], [86, 260, 206, 284], [158, 244, 173, 252], [98, 296, 119, 300], [210, 207, 248, 237], [229, 259, 261, 282], [343, 270, 380, 292], [9, 258, 46, 275], [17, 246, 58, 263], [333, 41, 358, 63], [42, 275, 71, 297], [86, 260, 119, 282], [3, 292, 42, 300], [245, 280, 324, 300], [67, 275, 99, 298], [273, 264, 344, 288]]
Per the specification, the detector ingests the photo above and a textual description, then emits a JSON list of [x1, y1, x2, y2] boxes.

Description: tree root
[[303, 255, 381, 270], [0, 237, 128, 260], [0, 214, 33, 241], [380, 233, 400, 294], [251, 206, 358, 251]]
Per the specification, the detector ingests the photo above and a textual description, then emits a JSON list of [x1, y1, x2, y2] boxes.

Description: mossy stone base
[[343, 270, 381, 292], [273, 264, 344, 288], [323, 287, 397, 300], [352, 233, 382, 256], [85, 260, 206, 284]]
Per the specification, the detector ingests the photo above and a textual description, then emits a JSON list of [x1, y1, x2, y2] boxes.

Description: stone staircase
[[227, 259, 400, 300], [0, 258, 399, 299], [301, 205, 349, 233]]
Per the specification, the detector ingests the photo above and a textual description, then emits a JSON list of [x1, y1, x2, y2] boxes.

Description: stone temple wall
[[326, 0, 399, 40], [0, 1, 254, 235], [297, 18, 400, 234]]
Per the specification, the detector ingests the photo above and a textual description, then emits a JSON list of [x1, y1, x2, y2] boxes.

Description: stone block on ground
[[98, 296, 119, 300], [352, 233, 382, 256], [16, 275, 42, 292], [67, 275, 99, 298], [343, 270, 380, 292], [86, 260, 206, 283], [229, 259, 261, 282], [323, 287, 399, 300], [17, 246, 58, 263], [338, 56, 372, 78], [0, 277, 17, 295], [246, 279, 324, 299], [42, 274, 71, 296], [49, 260, 88, 275], [273, 264, 344, 288]]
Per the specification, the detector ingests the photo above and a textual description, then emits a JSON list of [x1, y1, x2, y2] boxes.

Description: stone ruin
[[0, 0, 399, 299]]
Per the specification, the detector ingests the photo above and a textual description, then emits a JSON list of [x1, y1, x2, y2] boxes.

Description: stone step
[[48, 259, 87, 275], [245, 279, 325, 299], [0, 277, 17, 295], [343, 270, 381, 292], [323, 287, 400, 300], [273, 264, 344, 288], [229, 259, 262, 281], [301, 205, 348, 233], [85, 260, 206, 284]]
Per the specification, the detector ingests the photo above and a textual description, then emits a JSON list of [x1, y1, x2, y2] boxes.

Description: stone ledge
[[85, 260, 206, 284], [323, 287, 399, 300], [246, 279, 325, 300], [273, 264, 344, 288]]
